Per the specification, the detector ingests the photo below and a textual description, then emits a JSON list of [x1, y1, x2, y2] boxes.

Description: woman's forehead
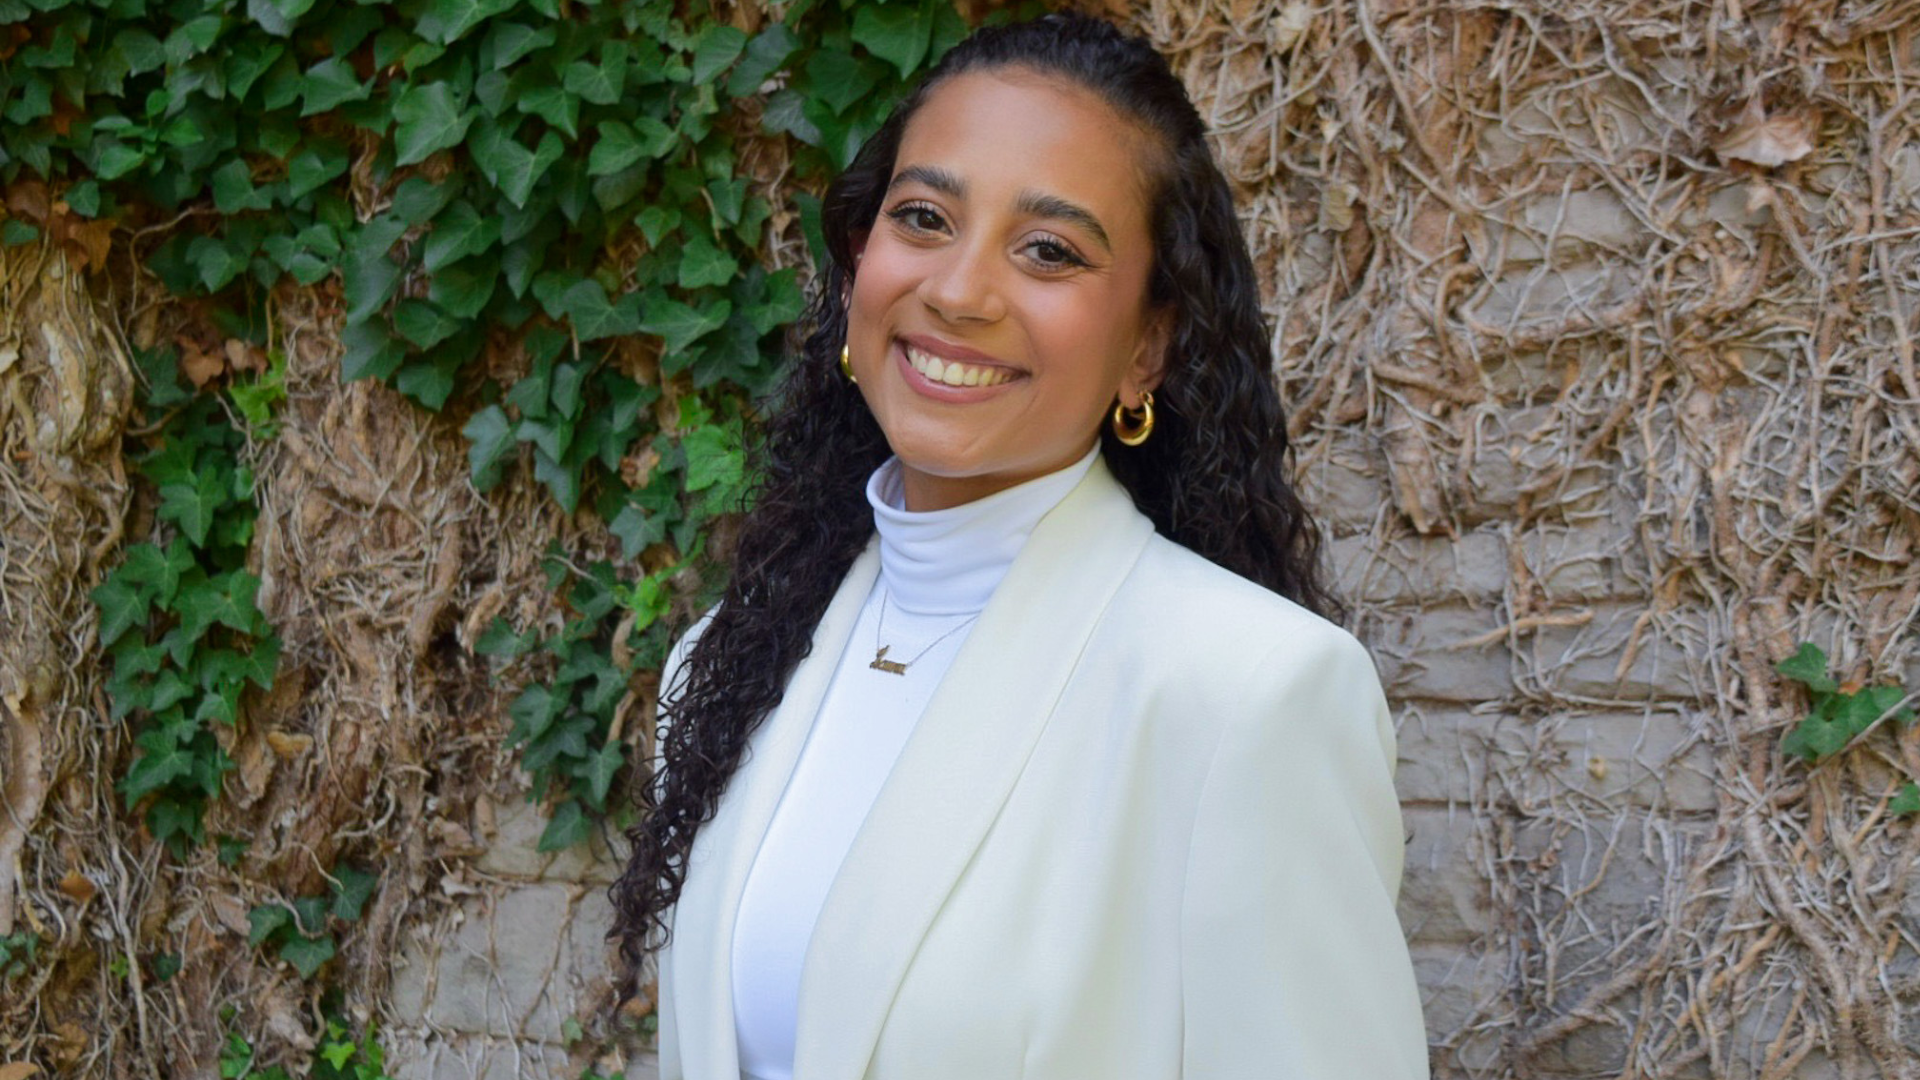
[[892, 69, 1157, 243]]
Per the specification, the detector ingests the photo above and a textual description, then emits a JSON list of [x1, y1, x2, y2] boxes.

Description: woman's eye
[[888, 203, 945, 232], [1026, 238, 1084, 269]]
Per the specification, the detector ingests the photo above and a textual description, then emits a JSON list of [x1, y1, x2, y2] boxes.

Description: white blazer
[[652, 457, 1430, 1080]]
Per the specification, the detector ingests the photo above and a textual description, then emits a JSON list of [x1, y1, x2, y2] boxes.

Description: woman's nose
[[917, 241, 1006, 325]]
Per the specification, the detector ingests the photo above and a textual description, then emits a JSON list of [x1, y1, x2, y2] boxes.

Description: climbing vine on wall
[[7, 0, 998, 860]]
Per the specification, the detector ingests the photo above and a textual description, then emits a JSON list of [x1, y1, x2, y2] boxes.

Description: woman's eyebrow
[[888, 164, 1114, 255], [888, 164, 965, 198], [1014, 191, 1112, 254]]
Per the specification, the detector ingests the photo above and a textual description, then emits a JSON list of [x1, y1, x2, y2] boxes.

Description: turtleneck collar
[[865, 445, 1100, 616]]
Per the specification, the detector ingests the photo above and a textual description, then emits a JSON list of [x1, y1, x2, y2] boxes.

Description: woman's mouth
[[902, 340, 1019, 387]]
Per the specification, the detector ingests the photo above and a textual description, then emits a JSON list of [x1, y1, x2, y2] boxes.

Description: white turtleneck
[[730, 446, 1101, 1080]]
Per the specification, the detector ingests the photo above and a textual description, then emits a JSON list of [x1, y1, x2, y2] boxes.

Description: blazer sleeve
[[650, 610, 713, 1080], [1179, 630, 1430, 1079]]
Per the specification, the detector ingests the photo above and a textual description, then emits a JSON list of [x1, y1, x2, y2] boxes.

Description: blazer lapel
[[793, 458, 1154, 1080], [672, 539, 882, 1080]]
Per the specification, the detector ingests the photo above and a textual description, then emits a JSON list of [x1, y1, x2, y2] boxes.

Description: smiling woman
[[612, 12, 1431, 1080], [845, 69, 1168, 510]]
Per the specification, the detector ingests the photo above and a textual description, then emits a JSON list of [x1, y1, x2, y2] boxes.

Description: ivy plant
[[245, 864, 377, 979], [14, 0, 1031, 853], [1777, 642, 1919, 815], [93, 346, 280, 857]]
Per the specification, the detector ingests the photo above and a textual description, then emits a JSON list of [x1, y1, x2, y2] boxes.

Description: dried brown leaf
[[178, 337, 225, 387], [56, 870, 94, 903], [1717, 102, 1815, 167], [265, 731, 313, 759]]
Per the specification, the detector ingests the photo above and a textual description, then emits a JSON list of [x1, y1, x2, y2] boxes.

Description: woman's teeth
[[904, 343, 1015, 387]]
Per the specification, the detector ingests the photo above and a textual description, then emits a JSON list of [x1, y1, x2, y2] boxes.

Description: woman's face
[[844, 68, 1169, 511]]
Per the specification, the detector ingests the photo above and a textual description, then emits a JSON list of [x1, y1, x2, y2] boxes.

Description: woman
[[613, 12, 1429, 1080]]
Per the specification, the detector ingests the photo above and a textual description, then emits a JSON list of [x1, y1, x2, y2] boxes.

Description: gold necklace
[[869, 591, 979, 675]]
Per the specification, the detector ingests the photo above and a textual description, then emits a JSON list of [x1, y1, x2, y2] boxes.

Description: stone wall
[[383, 1, 1920, 1077]]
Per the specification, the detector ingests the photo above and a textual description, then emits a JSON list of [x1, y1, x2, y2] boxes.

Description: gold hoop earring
[[1111, 390, 1154, 447], [839, 344, 857, 384]]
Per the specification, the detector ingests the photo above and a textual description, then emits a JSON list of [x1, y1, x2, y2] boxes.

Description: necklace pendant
[[869, 645, 908, 675]]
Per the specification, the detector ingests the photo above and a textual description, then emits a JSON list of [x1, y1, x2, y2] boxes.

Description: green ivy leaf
[[589, 118, 675, 176], [418, 0, 518, 46], [677, 234, 738, 290], [247, 0, 317, 38], [342, 217, 408, 323], [761, 88, 821, 145], [301, 57, 370, 116], [804, 50, 882, 117], [640, 294, 730, 354], [93, 140, 148, 181], [93, 576, 152, 649], [428, 254, 500, 319], [115, 29, 167, 75], [462, 405, 517, 491], [175, 570, 264, 642], [392, 82, 475, 166], [635, 205, 681, 247], [164, 16, 223, 65], [689, 25, 748, 86], [391, 178, 458, 226], [121, 730, 196, 804], [471, 123, 565, 208], [517, 84, 580, 140], [424, 201, 501, 271], [339, 319, 405, 383], [395, 350, 463, 411], [1776, 643, 1835, 694], [393, 300, 464, 349], [531, 447, 581, 513], [562, 279, 643, 341], [330, 865, 378, 922], [211, 160, 271, 214], [726, 23, 799, 98], [278, 933, 335, 978], [1891, 782, 1920, 817], [287, 142, 349, 200], [583, 741, 624, 808], [507, 684, 565, 744], [247, 904, 292, 948], [564, 41, 628, 106], [158, 470, 227, 546], [486, 22, 556, 69], [682, 421, 744, 495], [536, 798, 592, 852], [852, 2, 936, 79], [745, 268, 805, 335], [186, 235, 249, 294], [474, 615, 537, 658]]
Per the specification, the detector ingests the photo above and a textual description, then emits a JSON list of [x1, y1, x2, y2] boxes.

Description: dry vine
[[1131, 0, 1920, 1075]]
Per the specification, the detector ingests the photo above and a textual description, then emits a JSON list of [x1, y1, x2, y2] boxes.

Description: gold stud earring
[[1111, 390, 1154, 446], [840, 344, 857, 384]]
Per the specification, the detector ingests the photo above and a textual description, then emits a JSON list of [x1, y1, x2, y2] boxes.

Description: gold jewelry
[[1112, 390, 1155, 446], [839, 344, 857, 384], [870, 591, 978, 675]]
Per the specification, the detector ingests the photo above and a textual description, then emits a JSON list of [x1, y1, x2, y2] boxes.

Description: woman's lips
[[896, 336, 1022, 391]]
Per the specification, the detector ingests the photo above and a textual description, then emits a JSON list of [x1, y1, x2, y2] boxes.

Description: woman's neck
[[866, 444, 1100, 616]]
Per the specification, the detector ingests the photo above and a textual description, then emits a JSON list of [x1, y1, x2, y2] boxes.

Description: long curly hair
[[612, 10, 1343, 969]]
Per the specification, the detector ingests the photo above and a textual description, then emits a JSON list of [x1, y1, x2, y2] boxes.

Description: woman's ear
[[842, 231, 870, 307], [1124, 305, 1175, 404]]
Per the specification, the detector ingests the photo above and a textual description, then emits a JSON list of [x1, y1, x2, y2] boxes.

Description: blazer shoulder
[[1123, 533, 1364, 665]]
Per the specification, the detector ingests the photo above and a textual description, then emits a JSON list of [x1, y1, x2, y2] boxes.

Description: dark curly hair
[[612, 10, 1342, 971]]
